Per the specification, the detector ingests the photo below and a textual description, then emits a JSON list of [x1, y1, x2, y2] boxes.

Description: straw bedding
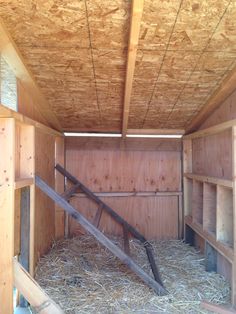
[[35, 235, 231, 313]]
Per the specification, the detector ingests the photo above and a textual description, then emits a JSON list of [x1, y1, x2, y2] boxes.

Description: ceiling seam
[[84, 0, 102, 124], [162, 0, 232, 127], [141, 0, 184, 128]]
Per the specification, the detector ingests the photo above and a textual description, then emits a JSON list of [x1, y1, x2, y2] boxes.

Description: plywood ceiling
[[0, 0, 236, 132]]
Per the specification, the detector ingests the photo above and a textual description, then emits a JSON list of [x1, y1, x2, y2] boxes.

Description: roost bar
[[0, 0, 236, 313]]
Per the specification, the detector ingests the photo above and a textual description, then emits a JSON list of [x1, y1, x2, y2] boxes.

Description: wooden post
[[0, 118, 15, 314], [55, 137, 65, 239], [183, 139, 193, 239], [232, 126, 236, 307]]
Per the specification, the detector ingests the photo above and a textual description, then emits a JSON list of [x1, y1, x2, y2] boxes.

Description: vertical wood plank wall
[[34, 129, 55, 268], [66, 137, 182, 240]]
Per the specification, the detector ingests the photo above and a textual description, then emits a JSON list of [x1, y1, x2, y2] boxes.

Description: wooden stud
[[0, 19, 62, 131], [183, 140, 193, 218], [55, 137, 65, 240], [122, 0, 144, 137], [187, 64, 236, 133], [0, 118, 15, 314]]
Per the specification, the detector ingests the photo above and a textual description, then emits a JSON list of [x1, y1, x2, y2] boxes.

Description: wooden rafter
[[122, 0, 144, 138], [186, 63, 236, 133], [0, 18, 62, 131]]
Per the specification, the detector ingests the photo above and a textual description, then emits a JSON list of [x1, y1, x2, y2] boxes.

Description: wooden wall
[[34, 129, 55, 266], [191, 89, 236, 284], [66, 137, 182, 240]]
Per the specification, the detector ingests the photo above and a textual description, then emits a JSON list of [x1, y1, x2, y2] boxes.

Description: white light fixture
[[126, 134, 183, 138], [64, 132, 122, 137]]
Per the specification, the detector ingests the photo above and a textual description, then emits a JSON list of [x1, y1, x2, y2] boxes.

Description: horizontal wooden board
[[66, 137, 182, 151], [69, 195, 179, 240]]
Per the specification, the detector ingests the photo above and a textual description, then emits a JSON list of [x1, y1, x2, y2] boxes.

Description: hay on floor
[[35, 235, 231, 313]]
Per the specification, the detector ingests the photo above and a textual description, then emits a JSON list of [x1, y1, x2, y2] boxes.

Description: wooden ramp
[[35, 164, 167, 295]]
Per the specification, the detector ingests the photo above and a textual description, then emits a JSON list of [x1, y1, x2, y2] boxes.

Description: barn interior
[[0, 0, 236, 313]]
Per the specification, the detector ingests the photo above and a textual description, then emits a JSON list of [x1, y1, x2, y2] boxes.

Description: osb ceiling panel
[[0, 0, 236, 131], [0, 0, 129, 131], [128, 0, 236, 129]]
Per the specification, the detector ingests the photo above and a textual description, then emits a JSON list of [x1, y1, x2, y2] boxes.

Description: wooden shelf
[[185, 215, 233, 263], [184, 173, 233, 188], [14, 178, 34, 189]]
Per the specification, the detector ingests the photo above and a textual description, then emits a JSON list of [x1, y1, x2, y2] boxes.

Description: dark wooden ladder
[[35, 164, 167, 295]]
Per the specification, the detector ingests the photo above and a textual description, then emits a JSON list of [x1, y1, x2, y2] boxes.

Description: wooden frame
[[0, 108, 64, 312], [183, 121, 236, 306]]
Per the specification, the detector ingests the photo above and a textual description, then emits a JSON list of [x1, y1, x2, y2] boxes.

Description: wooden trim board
[[184, 173, 233, 188], [13, 258, 64, 313], [184, 119, 236, 139], [0, 104, 63, 137]]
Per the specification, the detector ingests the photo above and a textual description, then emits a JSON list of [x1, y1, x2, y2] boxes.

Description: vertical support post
[[55, 137, 65, 239], [231, 126, 236, 307], [205, 242, 217, 272], [19, 186, 30, 307], [183, 139, 193, 236], [0, 118, 15, 314]]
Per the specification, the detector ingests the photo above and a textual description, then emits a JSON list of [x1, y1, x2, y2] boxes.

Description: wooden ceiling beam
[[186, 64, 236, 133], [127, 129, 185, 135], [0, 18, 62, 131], [122, 0, 144, 138]]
